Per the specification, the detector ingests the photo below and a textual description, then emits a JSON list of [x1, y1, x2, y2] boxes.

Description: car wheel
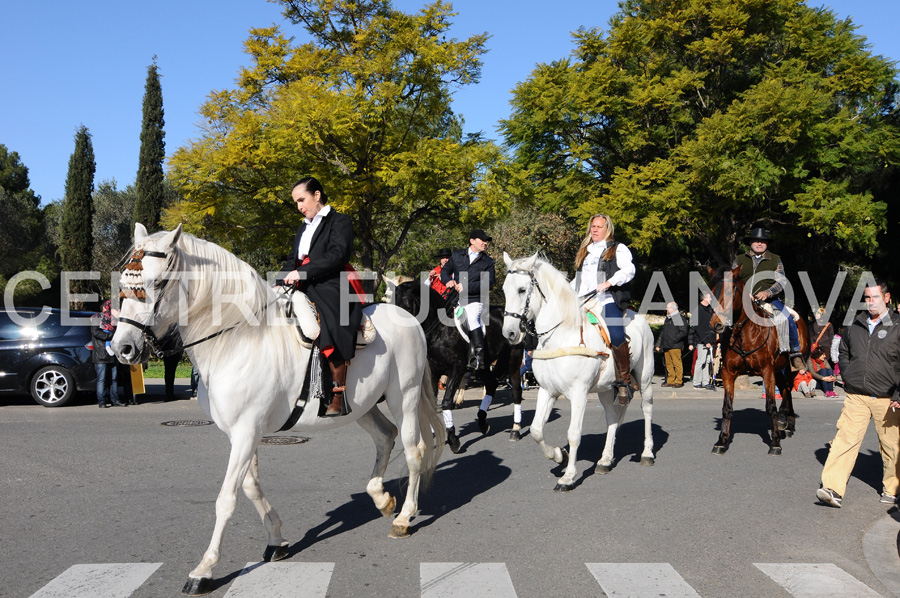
[[30, 365, 76, 407]]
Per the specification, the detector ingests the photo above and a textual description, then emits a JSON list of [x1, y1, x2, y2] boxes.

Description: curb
[[863, 510, 900, 597]]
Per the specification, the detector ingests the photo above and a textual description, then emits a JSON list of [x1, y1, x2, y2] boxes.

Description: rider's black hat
[[434, 247, 452, 258], [468, 228, 492, 242], [744, 227, 772, 243]]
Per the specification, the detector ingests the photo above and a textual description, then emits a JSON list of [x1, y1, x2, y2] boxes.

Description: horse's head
[[381, 274, 414, 305], [112, 223, 183, 364], [707, 264, 743, 334], [502, 251, 544, 344]]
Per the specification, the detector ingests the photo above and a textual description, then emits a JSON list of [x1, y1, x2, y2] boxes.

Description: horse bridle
[[712, 279, 771, 360], [503, 268, 562, 338], [116, 248, 232, 358]]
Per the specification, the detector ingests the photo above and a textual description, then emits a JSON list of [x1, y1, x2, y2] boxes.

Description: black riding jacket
[[839, 311, 900, 401], [441, 249, 496, 303]]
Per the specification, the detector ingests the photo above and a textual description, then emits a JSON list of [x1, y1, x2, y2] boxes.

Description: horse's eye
[[518, 287, 526, 295]]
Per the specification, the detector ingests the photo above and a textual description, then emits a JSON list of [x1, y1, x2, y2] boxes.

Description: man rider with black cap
[[440, 229, 496, 446], [732, 227, 804, 370]]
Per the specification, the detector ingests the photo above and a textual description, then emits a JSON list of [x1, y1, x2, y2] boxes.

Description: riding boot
[[323, 361, 351, 417], [611, 341, 635, 406], [468, 327, 486, 372]]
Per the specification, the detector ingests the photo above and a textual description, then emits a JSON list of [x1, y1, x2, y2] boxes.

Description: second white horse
[[500, 252, 656, 491]]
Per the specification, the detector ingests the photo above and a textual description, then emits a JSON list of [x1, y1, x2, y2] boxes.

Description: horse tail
[[417, 363, 444, 490]]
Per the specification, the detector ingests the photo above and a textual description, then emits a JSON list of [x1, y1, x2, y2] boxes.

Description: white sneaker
[[816, 487, 843, 508], [880, 492, 897, 504]]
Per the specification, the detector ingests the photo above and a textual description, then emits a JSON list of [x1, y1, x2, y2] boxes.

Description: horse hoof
[[477, 409, 490, 435], [711, 445, 727, 455], [554, 482, 575, 492], [182, 577, 213, 596], [388, 523, 410, 538], [784, 430, 794, 438], [640, 457, 655, 467], [446, 429, 461, 454], [768, 446, 783, 456], [596, 464, 612, 475], [508, 429, 521, 442], [379, 495, 397, 517], [263, 542, 290, 562]]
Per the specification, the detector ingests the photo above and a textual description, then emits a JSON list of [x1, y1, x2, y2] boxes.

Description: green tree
[[94, 179, 137, 293], [502, 0, 900, 268], [0, 145, 43, 288], [60, 125, 96, 306], [134, 59, 166, 231], [168, 0, 509, 283]]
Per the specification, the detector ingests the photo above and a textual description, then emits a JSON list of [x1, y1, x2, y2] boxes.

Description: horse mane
[[142, 230, 296, 370], [509, 254, 582, 329], [393, 280, 447, 331]]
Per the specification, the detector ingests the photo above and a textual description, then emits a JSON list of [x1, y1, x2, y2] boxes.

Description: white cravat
[[297, 205, 332, 260]]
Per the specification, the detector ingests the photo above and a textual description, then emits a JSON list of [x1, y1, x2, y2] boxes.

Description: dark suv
[[0, 307, 97, 407]]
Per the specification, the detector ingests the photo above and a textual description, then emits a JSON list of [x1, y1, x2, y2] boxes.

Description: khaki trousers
[[664, 349, 683, 385], [820, 392, 900, 496]]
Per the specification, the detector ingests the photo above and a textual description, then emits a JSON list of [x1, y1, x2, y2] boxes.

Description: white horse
[[500, 253, 655, 491], [111, 224, 444, 595]]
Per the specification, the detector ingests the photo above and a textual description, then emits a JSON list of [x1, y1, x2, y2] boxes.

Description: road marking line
[[223, 562, 333, 597], [755, 563, 881, 597], [586, 563, 701, 597], [28, 563, 162, 598], [421, 562, 517, 597]]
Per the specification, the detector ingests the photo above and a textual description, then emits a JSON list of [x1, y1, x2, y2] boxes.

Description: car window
[[0, 311, 66, 340]]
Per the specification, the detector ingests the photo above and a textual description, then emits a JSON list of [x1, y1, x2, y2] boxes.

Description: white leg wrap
[[479, 395, 493, 412], [442, 409, 454, 429], [514, 404, 522, 424]]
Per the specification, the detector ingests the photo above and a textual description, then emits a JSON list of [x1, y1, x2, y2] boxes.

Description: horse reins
[[504, 267, 562, 339]]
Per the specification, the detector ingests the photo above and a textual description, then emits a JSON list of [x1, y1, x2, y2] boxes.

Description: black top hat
[[434, 247, 452, 258], [468, 228, 492, 242], [745, 227, 772, 242]]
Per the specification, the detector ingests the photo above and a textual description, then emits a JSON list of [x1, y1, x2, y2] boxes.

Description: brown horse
[[707, 265, 808, 455]]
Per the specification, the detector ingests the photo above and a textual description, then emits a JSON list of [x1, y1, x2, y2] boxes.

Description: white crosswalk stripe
[[25, 561, 887, 597], [28, 563, 162, 598], [421, 562, 517, 597], [224, 562, 333, 597], [587, 562, 701, 597], [755, 563, 882, 598]]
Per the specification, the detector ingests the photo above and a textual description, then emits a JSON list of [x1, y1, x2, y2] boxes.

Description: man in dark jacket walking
[[689, 292, 717, 390], [817, 280, 900, 508], [655, 301, 688, 387]]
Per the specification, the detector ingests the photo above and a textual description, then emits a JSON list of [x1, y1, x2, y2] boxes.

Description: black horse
[[391, 280, 525, 451]]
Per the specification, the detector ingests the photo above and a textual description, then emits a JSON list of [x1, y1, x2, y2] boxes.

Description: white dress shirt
[[297, 205, 332, 260]]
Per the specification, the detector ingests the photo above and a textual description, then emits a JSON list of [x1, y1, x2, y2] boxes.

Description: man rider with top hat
[[732, 227, 804, 370]]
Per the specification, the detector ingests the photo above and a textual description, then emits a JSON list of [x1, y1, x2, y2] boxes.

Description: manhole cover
[[160, 420, 214, 427], [260, 435, 310, 445]]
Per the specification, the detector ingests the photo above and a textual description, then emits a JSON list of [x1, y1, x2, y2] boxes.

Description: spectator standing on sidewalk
[[689, 292, 716, 390], [816, 280, 900, 508], [655, 301, 688, 388], [91, 300, 126, 408]]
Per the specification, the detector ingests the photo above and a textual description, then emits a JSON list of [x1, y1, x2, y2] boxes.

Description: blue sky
[[2, 0, 898, 205]]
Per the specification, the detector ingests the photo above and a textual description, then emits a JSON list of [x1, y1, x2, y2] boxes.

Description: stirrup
[[323, 386, 347, 417], [616, 382, 634, 405]]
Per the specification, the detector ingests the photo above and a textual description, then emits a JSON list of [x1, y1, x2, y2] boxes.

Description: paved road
[[2, 378, 900, 597]]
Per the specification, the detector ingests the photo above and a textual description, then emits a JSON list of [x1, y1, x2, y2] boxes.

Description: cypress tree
[[133, 58, 166, 231], [60, 125, 96, 306]]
